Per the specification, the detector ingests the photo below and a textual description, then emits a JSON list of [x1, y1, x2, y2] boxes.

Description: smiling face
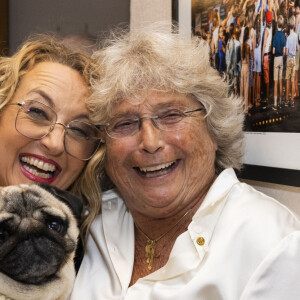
[[0, 62, 89, 189], [104, 91, 218, 219]]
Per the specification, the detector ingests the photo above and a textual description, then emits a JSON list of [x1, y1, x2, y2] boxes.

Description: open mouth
[[135, 160, 179, 178], [19, 155, 61, 181]]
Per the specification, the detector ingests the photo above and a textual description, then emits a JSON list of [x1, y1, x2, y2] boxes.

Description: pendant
[[145, 239, 160, 270]]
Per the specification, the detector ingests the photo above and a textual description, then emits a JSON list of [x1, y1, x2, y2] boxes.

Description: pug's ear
[[37, 183, 83, 222]]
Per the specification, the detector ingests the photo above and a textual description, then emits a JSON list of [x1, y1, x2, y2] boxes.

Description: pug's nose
[[19, 218, 39, 232]]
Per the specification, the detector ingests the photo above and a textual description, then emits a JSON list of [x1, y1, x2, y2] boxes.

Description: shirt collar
[[188, 168, 239, 257], [145, 168, 240, 280]]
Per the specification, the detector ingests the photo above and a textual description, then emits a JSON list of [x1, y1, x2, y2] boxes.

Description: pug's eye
[[47, 219, 65, 235], [0, 227, 9, 242]]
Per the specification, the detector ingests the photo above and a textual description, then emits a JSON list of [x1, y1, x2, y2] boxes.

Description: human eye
[[158, 108, 184, 124], [25, 102, 51, 122], [110, 117, 138, 133], [68, 121, 97, 140]]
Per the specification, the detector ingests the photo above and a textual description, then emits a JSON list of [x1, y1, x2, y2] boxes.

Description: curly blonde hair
[[89, 25, 245, 180], [0, 35, 102, 243]]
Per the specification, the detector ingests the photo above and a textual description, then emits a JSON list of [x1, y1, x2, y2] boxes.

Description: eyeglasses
[[14, 100, 101, 161], [102, 106, 204, 139]]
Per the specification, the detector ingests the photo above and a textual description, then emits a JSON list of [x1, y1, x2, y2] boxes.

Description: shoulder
[[224, 182, 300, 239], [280, 31, 286, 39], [240, 231, 300, 299], [204, 169, 299, 237], [214, 182, 300, 276]]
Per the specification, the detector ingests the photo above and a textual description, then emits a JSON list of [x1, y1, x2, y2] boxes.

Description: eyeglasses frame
[[13, 100, 102, 161], [102, 107, 204, 139]]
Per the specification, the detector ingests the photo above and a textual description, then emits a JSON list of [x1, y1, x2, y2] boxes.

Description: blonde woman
[[0, 35, 103, 244]]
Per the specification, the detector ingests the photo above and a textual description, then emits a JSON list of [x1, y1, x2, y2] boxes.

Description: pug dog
[[0, 183, 83, 300]]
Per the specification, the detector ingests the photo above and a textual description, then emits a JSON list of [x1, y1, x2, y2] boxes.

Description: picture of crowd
[[195, 0, 300, 132]]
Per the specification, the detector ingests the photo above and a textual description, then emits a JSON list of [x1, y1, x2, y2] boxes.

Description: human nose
[[138, 118, 164, 153], [39, 123, 65, 156]]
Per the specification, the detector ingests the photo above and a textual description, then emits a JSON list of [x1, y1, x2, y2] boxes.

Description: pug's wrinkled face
[[0, 184, 82, 300]]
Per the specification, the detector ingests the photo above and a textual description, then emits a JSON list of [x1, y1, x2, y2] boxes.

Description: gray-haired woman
[[71, 26, 300, 300]]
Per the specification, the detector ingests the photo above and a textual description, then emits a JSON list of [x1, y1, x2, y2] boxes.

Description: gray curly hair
[[89, 25, 245, 177]]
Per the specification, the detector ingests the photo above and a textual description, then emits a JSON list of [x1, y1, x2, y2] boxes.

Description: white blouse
[[71, 169, 300, 300]]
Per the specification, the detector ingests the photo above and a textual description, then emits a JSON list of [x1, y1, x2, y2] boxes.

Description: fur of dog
[[0, 184, 82, 300]]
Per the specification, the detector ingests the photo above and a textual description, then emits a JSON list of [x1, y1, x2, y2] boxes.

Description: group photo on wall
[[192, 0, 300, 133]]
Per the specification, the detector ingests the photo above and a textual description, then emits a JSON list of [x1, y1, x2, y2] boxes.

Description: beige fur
[[0, 185, 79, 300]]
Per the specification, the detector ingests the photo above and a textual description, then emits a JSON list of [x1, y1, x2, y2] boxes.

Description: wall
[[0, 0, 8, 55], [178, 0, 191, 37], [9, 0, 130, 53], [130, 0, 171, 30]]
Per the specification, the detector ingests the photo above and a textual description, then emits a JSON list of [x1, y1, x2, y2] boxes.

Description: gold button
[[196, 237, 205, 246]]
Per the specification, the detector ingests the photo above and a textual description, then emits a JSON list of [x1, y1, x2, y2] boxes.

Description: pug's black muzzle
[[0, 184, 82, 285]]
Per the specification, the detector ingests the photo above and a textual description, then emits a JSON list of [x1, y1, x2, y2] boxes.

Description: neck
[[133, 207, 194, 273], [134, 206, 194, 243], [131, 174, 217, 239], [131, 178, 214, 242]]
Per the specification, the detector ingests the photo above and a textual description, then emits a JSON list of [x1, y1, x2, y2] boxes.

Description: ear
[[38, 183, 83, 222]]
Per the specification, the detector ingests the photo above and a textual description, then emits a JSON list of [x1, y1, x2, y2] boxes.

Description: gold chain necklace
[[135, 209, 192, 271]]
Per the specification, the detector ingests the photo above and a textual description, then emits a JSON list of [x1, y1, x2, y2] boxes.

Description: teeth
[[139, 161, 174, 172], [23, 164, 52, 178], [21, 156, 56, 173], [37, 161, 43, 169]]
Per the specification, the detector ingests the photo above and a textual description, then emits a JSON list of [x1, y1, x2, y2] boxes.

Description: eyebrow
[[29, 89, 54, 106], [114, 101, 195, 117], [30, 89, 90, 121], [74, 113, 90, 121]]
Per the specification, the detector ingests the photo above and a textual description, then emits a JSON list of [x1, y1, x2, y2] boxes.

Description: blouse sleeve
[[240, 231, 300, 300]]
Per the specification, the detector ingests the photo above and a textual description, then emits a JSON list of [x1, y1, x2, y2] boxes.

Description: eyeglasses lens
[[64, 121, 101, 160], [106, 107, 194, 139], [15, 101, 100, 160], [15, 101, 56, 139]]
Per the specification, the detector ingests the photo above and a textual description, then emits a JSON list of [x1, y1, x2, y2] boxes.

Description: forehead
[[14, 61, 89, 111], [111, 92, 199, 115], [17, 62, 88, 96]]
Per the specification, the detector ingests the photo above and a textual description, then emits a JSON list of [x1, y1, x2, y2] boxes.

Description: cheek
[[184, 123, 217, 167], [104, 140, 132, 181], [72, 159, 86, 174], [64, 158, 85, 182]]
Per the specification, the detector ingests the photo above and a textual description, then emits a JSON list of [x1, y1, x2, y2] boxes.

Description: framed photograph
[[172, 0, 300, 187]]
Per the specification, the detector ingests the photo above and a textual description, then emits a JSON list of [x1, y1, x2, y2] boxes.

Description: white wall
[[9, 0, 130, 53], [130, 0, 171, 30], [178, 0, 191, 37]]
